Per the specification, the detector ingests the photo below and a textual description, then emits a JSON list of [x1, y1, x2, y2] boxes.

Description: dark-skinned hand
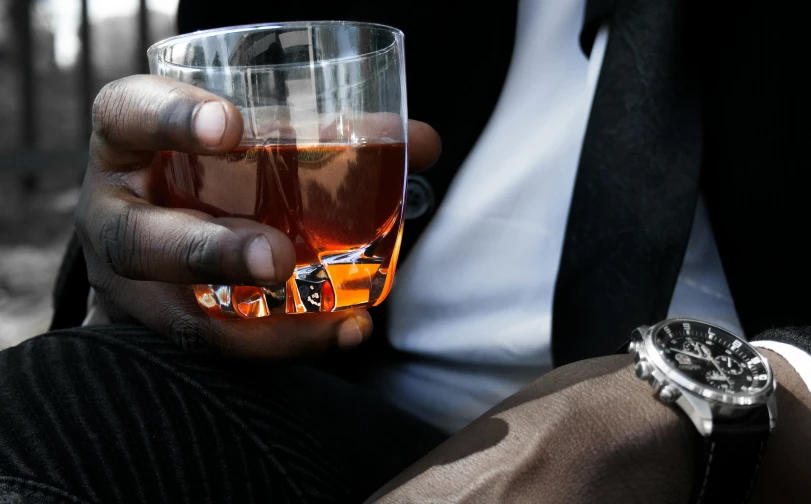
[[76, 75, 441, 357]]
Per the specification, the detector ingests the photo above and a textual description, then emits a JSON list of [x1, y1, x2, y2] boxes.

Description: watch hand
[[710, 358, 728, 377], [700, 345, 734, 383], [669, 348, 705, 360], [699, 344, 712, 359]]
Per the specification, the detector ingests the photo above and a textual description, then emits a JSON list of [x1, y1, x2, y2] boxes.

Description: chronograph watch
[[628, 319, 777, 504]]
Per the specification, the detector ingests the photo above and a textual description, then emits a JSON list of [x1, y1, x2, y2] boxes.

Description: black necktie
[[551, 0, 704, 366]]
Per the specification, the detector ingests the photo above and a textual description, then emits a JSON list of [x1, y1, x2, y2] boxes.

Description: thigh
[[0, 325, 445, 504]]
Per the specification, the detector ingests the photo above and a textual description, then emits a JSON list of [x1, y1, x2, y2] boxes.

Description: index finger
[[90, 75, 245, 171], [90, 75, 440, 175]]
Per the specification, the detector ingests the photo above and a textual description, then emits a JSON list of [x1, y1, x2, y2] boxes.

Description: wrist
[[611, 357, 696, 500], [550, 356, 694, 502], [628, 320, 778, 504]]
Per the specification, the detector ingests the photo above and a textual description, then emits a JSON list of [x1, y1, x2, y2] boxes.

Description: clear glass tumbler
[[147, 22, 407, 317]]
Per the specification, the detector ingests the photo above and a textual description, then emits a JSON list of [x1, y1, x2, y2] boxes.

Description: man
[[2, 0, 809, 502]]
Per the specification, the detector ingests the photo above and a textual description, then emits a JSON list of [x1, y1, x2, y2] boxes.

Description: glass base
[[193, 253, 395, 318]]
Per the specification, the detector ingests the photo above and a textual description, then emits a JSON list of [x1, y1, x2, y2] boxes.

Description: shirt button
[[405, 175, 435, 220]]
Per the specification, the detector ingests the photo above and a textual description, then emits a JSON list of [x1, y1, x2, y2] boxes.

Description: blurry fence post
[[11, 0, 35, 148], [80, 0, 93, 143], [138, 0, 150, 74]]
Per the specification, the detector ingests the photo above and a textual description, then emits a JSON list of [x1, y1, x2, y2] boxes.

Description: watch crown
[[658, 385, 680, 404], [634, 360, 652, 380]]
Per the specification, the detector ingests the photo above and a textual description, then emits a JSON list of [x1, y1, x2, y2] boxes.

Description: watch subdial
[[714, 355, 744, 375]]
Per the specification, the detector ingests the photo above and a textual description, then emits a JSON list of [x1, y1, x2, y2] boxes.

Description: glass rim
[[148, 20, 404, 71]]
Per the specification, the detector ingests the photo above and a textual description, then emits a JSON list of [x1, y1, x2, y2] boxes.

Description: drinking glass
[[147, 22, 407, 317]]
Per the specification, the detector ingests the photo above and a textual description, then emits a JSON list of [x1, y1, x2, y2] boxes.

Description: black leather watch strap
[[691, 405, 771, 504]]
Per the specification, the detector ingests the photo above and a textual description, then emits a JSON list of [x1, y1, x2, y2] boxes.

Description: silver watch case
[[629, 319, 777, 436]]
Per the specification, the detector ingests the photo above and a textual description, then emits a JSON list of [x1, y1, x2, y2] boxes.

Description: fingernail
[[194, 102, 226, 147], [337, 314, 372, 349], [245, 235, 276, 282]]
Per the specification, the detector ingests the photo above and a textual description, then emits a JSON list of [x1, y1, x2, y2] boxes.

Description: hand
[[76, 75, 441, 357], [369, 351, 811, 503]]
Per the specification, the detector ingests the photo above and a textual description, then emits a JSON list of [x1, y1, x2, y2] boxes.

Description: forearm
[[369, 350, 811, 503], [367, 355, 694, 503]]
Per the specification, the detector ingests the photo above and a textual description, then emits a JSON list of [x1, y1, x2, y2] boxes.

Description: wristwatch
[[628, 319, 777, 504]]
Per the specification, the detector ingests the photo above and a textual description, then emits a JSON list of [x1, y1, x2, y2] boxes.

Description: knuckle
[[92, 76, 188, 147], [97, 206, 142, 278], [184, 232, 223, 278], [92, 79, 128, 142], [166, 313, 214, 353]]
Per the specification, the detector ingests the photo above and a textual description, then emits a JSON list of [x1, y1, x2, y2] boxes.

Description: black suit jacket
[[52, 0, 811, 361]]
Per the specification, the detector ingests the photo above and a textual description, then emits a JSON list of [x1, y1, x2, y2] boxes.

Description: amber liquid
[[149, 142, 407, 317]]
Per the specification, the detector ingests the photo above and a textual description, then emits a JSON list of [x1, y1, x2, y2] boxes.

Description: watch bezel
[[640, 318, 775, 407]]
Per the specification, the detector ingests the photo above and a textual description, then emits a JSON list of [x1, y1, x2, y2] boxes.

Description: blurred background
[[0, 0, 178, 347]]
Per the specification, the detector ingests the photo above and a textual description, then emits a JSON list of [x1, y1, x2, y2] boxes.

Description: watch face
[[651, 320, 771, 396]]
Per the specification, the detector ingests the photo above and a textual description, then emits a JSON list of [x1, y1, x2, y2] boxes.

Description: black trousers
[[0, 325, 446, 503]]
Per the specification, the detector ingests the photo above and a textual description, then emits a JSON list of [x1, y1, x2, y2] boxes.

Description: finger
[[407, 120, 441, 173], [85, 257, 374, 356], [316, 115, 440, 173], [153, 287, 375, 356], [79, 190, 296, 286], [90, 75, 244, 169], [212, 309, 375, 357]]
